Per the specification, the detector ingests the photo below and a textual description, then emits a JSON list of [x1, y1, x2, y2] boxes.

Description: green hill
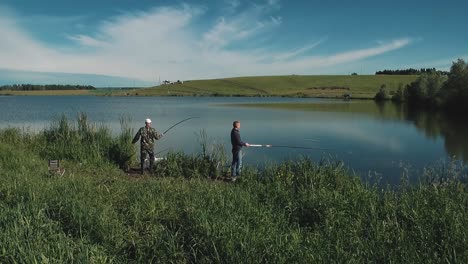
[[112, 75, 418, 99]]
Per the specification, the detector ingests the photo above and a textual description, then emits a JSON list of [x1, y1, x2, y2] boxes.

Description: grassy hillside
[[0, 75, 418, 98], [114, 75, 418, 99]]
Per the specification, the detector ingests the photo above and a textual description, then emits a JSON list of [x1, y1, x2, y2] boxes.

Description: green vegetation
[[374, 59, 468, 111], [376, 68, 449, 75], [394, 72, 447, 106], [113, 75, 418, 99], [91, 87, 138, 96], [374, 84, 388, 101], [0, 84, 95, 91], [1, 116, 467, 262], [0, 75, 418, 98], [0, 86, 137, 96], [0, 89, 95, 96]]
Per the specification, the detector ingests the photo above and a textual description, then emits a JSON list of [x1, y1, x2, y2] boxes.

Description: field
[[113, 75, 418, 99], [0, 115, 467, 263]]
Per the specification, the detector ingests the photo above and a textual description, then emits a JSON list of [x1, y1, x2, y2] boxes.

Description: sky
[[0, 0, 467, 87]]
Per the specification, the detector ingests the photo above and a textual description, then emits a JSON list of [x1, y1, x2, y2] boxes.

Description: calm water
[[1, 95, 467, 184]]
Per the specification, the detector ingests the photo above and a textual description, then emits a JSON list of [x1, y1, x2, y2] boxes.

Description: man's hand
[[245, 143, 250, 147]]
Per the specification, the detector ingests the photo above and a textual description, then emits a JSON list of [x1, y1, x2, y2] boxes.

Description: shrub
[[374, 84, 388, 101]]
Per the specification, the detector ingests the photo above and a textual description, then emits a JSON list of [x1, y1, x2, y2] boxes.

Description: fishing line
[[156, 148, 169, 155]]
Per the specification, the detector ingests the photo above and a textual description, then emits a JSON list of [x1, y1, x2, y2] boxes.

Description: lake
[[1, 95, 467, 184]]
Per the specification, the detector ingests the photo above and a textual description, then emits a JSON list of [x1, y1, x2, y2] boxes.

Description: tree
[[402, 72, 446, 106], [374, 84, 388, 101], [392, 83, 405, 102], [419, 72, 446, 103], [439, 59, 468, 109]]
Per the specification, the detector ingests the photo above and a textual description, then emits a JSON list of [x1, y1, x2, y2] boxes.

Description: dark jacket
[[231, 128, 246, 152]]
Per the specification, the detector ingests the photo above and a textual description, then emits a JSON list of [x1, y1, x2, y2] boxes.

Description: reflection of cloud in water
[[313, 121, 404, 153]]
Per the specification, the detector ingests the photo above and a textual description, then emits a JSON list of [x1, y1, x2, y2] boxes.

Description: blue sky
[[0, 0, 467, 87]]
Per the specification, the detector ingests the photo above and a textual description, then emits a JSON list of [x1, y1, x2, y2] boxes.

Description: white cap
[[145, 118, 152, 123]]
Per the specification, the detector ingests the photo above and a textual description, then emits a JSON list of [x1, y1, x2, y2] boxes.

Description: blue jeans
[[231, 150, 242, 177]]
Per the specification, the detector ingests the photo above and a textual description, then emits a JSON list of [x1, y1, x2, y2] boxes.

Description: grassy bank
[[0, 116, 467, 263], [0, 88, 133, 96], [0, 89, 94, 96], [114, 75, 418, 99]]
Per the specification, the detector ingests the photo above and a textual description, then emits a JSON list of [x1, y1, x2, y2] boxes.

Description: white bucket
[[143, 157, 166, 169]]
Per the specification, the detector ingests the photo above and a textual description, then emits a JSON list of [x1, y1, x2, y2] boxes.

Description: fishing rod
[[249, 144, 332, 151], [162, 117, 199, 135]]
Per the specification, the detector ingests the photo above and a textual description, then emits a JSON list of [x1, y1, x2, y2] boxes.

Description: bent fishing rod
[[162, 117, 199, 135]]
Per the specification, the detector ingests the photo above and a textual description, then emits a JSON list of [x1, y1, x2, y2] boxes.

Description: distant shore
[[0, 74, 418, 99], [0, 89, 93, 96]]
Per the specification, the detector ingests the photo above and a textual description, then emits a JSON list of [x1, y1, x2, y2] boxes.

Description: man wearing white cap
[[132, 118, 164, 174]]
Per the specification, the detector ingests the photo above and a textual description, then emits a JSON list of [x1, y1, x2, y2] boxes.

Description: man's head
[[145, 118, 152, 127], [233, 120, 240, 129]]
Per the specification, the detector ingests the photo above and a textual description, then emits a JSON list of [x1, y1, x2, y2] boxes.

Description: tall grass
[[0, 118, 467, 263], [109, 116, 136, 170], [36, 113, 134, 169], [40, 113, 112, 164]]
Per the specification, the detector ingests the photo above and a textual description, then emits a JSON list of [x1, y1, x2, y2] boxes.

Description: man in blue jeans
[[230, 120, 250, 180]]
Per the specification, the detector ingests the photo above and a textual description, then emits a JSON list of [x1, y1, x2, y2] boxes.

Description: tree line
[[374, 59, 468, 111], [376, 68, 449, 75], [0, 84, 96, 91]]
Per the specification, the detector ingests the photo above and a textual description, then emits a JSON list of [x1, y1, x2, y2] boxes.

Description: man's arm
[[131, 129, 141, 144], [233, 130, 247, 147], [153, 129, 164, 140], [156, 131, 164, 140]]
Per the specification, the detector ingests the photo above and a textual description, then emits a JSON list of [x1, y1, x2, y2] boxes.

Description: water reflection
[[399, 105, 468, 162], [304, 101, 468, 162]]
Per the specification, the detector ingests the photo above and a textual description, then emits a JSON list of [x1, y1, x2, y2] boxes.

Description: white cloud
[[221, 38, 413, 76], [272, 38, 325, 62], [225, 0, 241, 11], [314, 121, 404, 152], [0, 15, 62, 71], [67, 35, 107, 47], [318, 39, 412, 66], [201, 2, 282, 50], [266, 0, 281, 9], [0, 2, 413, 83], [270, 16, 282, 25]]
